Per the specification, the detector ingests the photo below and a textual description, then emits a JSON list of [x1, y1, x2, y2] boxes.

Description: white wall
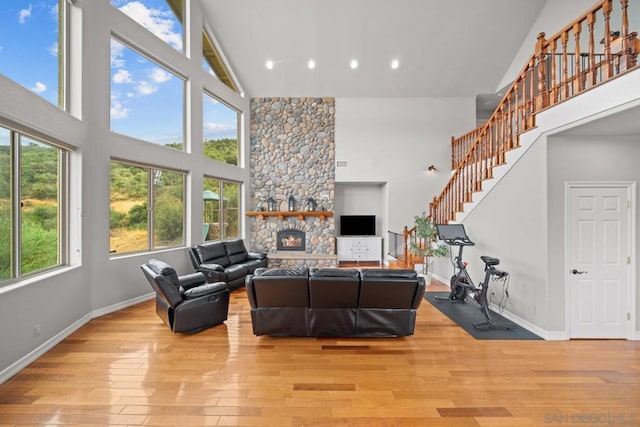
[[334, 97, 475, 233], [0, 0, 250, 381]]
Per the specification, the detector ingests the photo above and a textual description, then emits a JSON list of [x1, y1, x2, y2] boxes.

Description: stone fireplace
[[277, 227, 306, 252], [249, 97, 337, 268]]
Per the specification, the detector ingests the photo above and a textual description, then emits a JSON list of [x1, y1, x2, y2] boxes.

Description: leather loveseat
[[189, 239, 268, 291], [245, 267, 425, 337]]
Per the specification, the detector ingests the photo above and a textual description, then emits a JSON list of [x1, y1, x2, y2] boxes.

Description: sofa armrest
[[178, 272, 207, 290], [182, 281, 227, 299], [199, 263, 225, 272], [412, 277, 426, 309], [247, 251, 267, 260]]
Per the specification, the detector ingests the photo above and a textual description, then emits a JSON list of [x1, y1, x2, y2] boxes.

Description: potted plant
[[409, 213, 448, 281]]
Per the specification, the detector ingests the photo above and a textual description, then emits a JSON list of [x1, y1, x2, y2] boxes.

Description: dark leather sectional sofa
[[189, 239, 268, 291], [245, 267, 425, 337]]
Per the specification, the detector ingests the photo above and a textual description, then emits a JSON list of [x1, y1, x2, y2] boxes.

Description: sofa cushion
[[196, 242, 230, 267], [257, 267, 309, 277], [225, 264, 250, 282], [360, 269, 417, 280], [146, 259, 179, 286], [225, 239, 249, 264], [310, 268, 360, 278]]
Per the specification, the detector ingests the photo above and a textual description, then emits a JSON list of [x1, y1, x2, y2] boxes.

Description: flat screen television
[[339, 215, 376, 236]]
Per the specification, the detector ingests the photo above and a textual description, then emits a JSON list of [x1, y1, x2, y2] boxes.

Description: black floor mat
[[424, 292, 542, 340]]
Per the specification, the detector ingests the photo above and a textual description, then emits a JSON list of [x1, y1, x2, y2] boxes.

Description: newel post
[[535, 32, 549, 110]]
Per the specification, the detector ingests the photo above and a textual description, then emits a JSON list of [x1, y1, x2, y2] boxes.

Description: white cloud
[[136, 80, 157, 95], [110, 100, 130, 119], [204, 122, 234, 133], [113, 69, 133, 84], [48, 42, 58, 57], [118, 2, 183, 50], [149, 67, 172, 83], [18, 5, 32, 24], [110, 41, 125, 68], [30, 82, 47, 93]]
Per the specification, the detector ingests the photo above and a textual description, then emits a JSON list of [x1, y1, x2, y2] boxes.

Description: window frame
[[202, 90, 241, 166], [0, 122, 69, 285], [109, 35, 187, 148], [203, 176, 241, 242], [109, 158, 187, 257]]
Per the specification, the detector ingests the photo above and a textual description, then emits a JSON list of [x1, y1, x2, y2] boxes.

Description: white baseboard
[[0, 292, 155, 384], [487, 303, 569, 340]]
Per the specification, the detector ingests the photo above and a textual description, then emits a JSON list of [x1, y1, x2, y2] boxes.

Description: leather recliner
[[141, 259, 230, 333], [308, 268, 361, 336], [357, 269, 425, 337], [246, 267, 310, 336]]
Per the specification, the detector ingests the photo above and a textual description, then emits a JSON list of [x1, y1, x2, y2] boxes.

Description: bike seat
[[481, 256, 500, 266]]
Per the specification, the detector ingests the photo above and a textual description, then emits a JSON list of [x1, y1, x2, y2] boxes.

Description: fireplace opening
[[277, 228, 306, 251]]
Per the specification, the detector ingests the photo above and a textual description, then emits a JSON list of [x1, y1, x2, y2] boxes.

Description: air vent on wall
[[336, 160, 349, 168]]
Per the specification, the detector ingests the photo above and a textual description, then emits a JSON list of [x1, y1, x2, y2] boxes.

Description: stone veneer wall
[[249, 97, 336, 268]]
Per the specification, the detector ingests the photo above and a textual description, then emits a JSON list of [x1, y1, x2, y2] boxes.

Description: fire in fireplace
[[277, 228, 306, 251]]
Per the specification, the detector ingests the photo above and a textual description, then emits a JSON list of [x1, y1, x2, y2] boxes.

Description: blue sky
[[0, 1, 60, 106], [0, 1, 238, 146]]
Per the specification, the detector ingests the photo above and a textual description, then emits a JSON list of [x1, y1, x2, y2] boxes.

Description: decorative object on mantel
[[305, 197, 316, 212], [246, 211, 334, 221], [319, 192, 329, 211], [267, 196, 276, 212], [255, 192, 266, 212], [288, 194, 296, 212]]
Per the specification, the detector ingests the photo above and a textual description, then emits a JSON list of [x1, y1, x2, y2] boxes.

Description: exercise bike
[[434, 223, 510, 330]]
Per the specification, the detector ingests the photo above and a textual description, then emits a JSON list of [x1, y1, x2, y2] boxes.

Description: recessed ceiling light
[[308, 59, 316, 69], [350, 59, 358, 69], [391, 59, 399, 69], [265, 60, 274, 70]]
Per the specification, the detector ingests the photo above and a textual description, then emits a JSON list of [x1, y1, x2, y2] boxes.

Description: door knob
[[571, 269, 587, 275]]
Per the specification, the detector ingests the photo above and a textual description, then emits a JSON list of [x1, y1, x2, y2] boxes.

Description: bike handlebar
[[443, 237, 475, 246]]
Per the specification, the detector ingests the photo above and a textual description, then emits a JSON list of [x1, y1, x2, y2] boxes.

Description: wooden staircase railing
[[397, 0, 639, 268], [429, 0, 639, 225]]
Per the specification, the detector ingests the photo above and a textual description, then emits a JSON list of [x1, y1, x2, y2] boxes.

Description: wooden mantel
[[246, 211, 334, 221]]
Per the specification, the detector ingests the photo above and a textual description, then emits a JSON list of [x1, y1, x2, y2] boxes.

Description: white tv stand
[[336, 236, 382, 264]]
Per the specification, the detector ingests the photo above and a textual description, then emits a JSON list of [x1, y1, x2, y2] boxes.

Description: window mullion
[[148, 169, 154, 251], [12, 132, 21, 278]]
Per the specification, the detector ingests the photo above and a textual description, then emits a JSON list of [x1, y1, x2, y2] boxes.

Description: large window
[[203, 92, 239, 165], [0, 0, 67, 108], [110, 38, 184, 147], [203, 31, 238, 93], [110, 0, 183, 53], [203, 177, 240, 241], [0, 124, 67, 283], [110, 160, 185, 255]]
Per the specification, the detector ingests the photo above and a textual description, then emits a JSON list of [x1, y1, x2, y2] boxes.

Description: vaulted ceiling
[[200, 0, 548, 98]]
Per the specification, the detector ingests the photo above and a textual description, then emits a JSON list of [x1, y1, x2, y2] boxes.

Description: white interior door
[[567, 184, 631, 339]]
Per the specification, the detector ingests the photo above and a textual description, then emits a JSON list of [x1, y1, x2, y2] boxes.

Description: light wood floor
[[1, 283, 639, 426]]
